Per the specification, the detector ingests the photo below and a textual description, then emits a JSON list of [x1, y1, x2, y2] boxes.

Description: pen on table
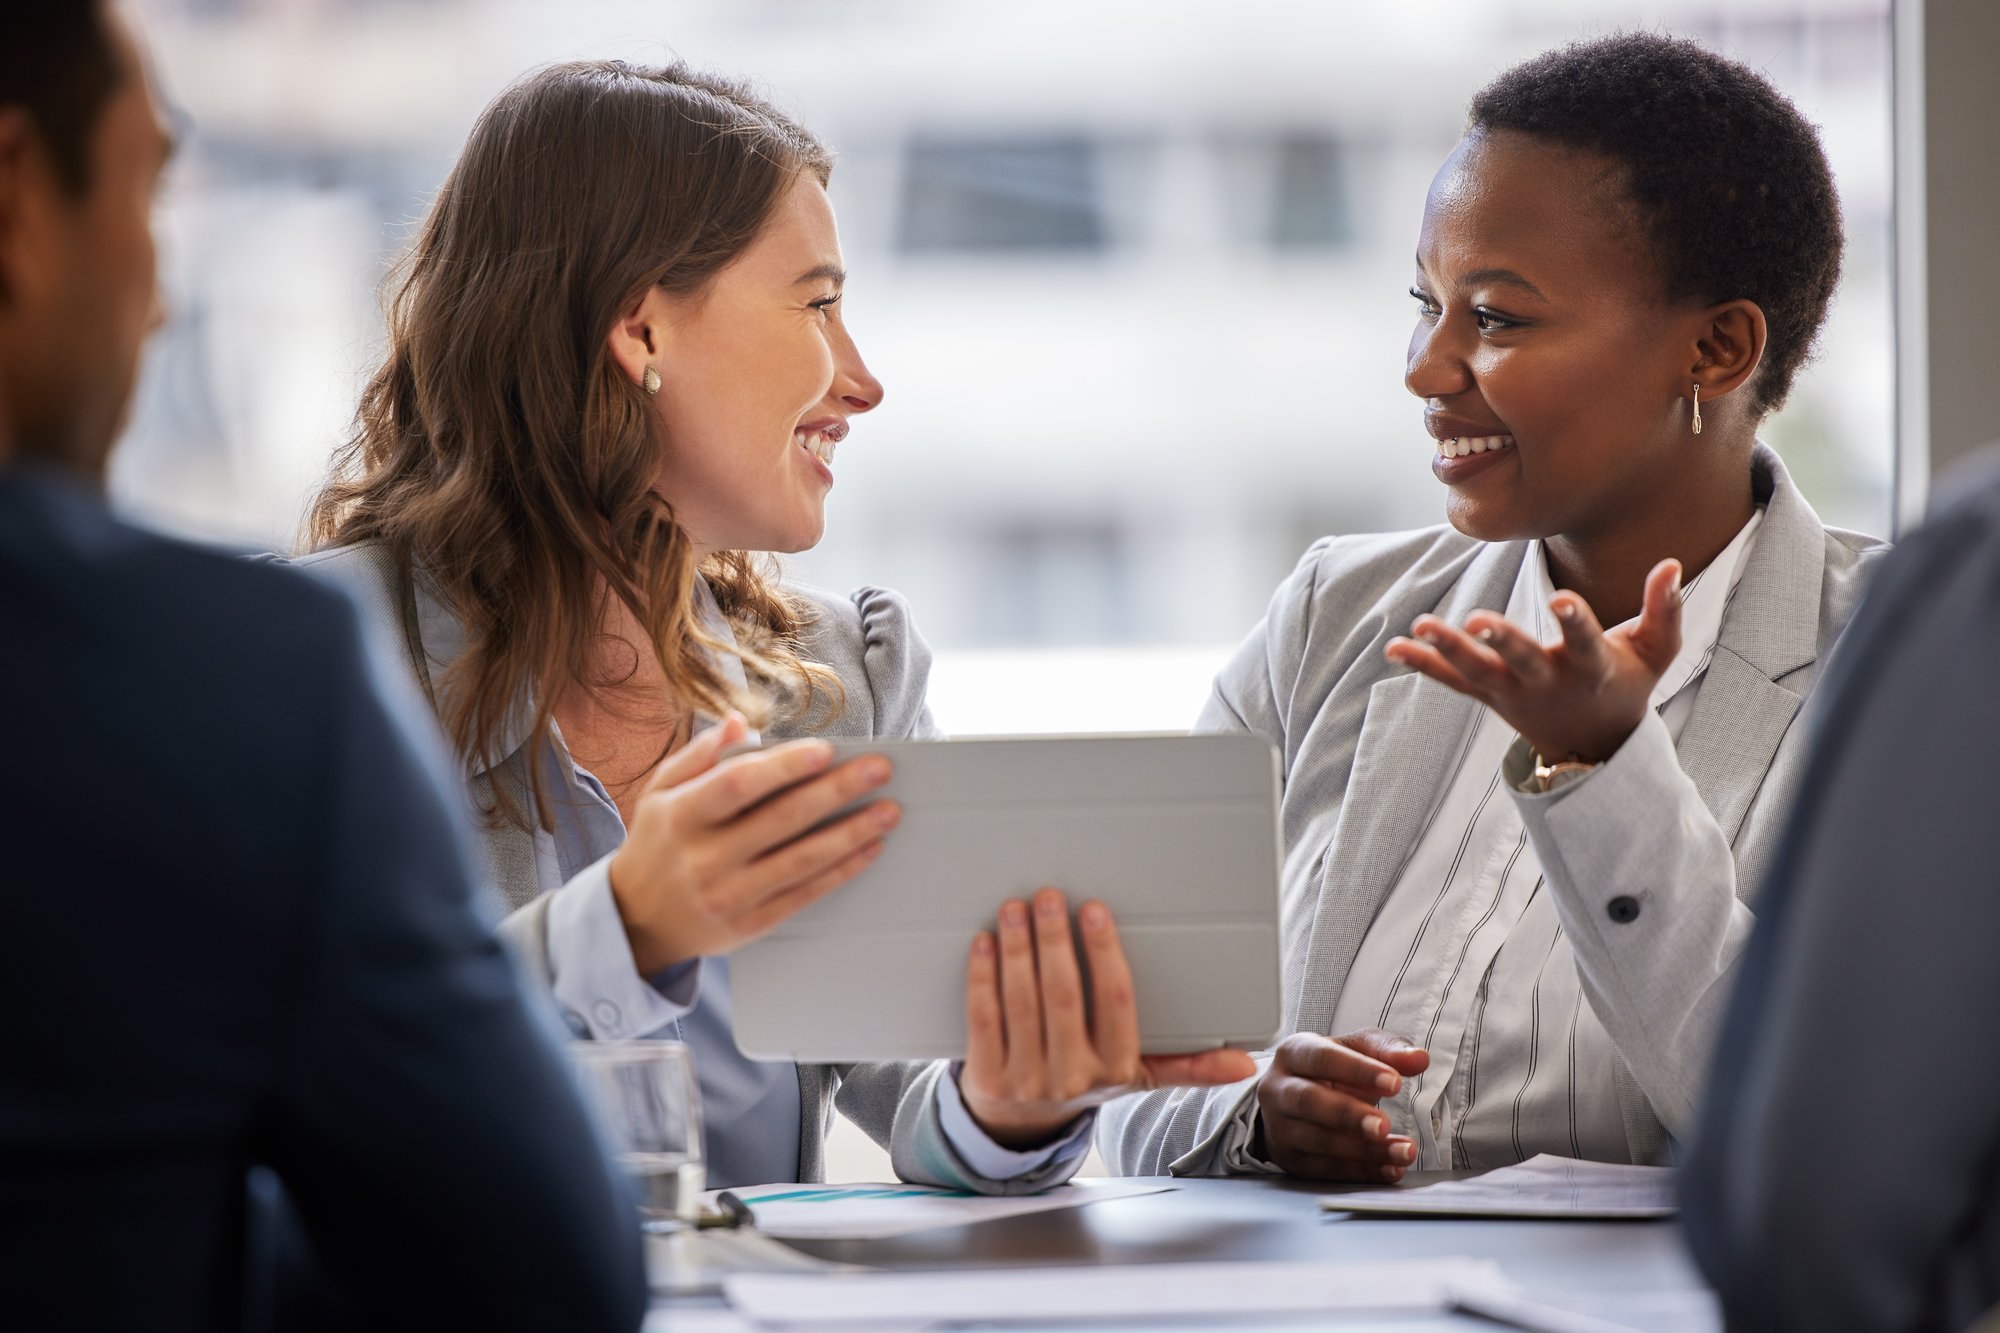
[[698, 1190, 755, 1230]]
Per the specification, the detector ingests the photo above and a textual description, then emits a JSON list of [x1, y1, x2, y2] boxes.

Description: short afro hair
[[1470, 32, 1841, 415]]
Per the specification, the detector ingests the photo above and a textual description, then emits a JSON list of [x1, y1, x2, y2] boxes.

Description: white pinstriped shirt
[[1325, 510, 1763, 1169]]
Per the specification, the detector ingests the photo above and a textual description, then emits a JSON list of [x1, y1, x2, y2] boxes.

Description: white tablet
[[729, 733, 1283, 1064]]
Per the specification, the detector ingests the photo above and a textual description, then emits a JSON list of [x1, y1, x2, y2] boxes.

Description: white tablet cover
[[729, 733, 1283, 1063]]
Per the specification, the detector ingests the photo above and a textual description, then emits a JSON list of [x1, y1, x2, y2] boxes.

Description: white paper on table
[[1321, 1154, 1676, 1220], [725, 1257, 1507, 1325], [1449, 1283, 1722, 1333], [708, 1178, 1170, 1241]]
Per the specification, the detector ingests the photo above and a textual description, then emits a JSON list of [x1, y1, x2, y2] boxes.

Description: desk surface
[[659, 1173, 1718, 1331]]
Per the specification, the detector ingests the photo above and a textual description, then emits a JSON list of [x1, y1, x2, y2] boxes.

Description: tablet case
[[730, 733, 1283, 1063]]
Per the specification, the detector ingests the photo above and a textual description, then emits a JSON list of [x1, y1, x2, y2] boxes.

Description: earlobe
[[606, 285, 672, 394]]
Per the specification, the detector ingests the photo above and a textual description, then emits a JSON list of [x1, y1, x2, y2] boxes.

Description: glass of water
[[570, 1040, 705, 1233]]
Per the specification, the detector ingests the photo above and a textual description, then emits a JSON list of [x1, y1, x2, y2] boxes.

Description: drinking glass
[[570, 1040, 705, 1233]]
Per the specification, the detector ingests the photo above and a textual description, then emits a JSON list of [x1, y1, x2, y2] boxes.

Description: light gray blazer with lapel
[[293, 541, 1075, 1194], [1099, 444, 1886, 1175]]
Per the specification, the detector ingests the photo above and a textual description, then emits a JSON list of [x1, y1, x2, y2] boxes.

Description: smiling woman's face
[[640, 172, 884, 556], [1407, 129, 1712, 544]]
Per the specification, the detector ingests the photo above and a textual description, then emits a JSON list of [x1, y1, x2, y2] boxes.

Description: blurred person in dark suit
[[0, 4, 646, 1330], [1683, 446, 2000, 1332]]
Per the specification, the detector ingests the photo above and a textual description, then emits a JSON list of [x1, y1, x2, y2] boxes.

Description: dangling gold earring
[[1691, 383, 1702, 436], [642, 366, 661, 396]]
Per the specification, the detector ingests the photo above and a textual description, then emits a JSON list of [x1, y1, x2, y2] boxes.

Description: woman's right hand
[[1255, 1030, 1430, 1182], [607, 713, 900, 974]]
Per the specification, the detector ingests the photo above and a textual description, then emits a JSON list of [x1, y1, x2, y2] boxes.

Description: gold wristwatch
[[1526, 751, 1598, 794]]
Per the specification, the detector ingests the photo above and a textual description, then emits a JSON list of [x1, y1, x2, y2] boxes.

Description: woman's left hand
[[959, 888, 1258, 1150], [1385, 558, 1685, 764]]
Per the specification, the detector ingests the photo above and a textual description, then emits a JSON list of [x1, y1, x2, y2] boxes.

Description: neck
[[1541, 438, 1758, 626]]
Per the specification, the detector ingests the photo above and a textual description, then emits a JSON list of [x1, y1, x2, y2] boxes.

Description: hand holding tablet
[[606, 713, 902, 974], [959, 886, 1257, 1147]]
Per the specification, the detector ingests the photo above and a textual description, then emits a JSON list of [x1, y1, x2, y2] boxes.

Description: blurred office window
[[899, 136, 1113, 252], [1227, 132, 1354, 251], [973, 516, 1133, 643]]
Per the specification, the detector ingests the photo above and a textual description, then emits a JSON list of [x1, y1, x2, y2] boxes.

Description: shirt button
[[592, 1000, 623, 1033], [1607, 895, 1641, 924]]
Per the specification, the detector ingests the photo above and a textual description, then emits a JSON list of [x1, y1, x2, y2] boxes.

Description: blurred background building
[[122, 0, 1893, 1179]]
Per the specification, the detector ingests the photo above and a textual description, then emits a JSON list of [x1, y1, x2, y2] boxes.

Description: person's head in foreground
[[0, 0, 169, 473], [2, 7, 648, 1331]]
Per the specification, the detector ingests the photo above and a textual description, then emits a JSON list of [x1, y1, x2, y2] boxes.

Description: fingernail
[[1081, 902, 1109, 930], [875, 802, 901, 830], [1381, 1164, 1402, 1181], [1392, 1141, 1415, 1164], [860, 757, 892, 784], [1362, 1114, 1384, 1138], [1002, 901, 1028, 928], [1556, 601, 1578, 621], [1376, 1072, 1399, 1094], [1037, 893, 1064, 920], [1476, 628, 1497, 643], [1416, 626, 1441, 644], [972, 932, 994, 958], [803, 742, 834, 769]]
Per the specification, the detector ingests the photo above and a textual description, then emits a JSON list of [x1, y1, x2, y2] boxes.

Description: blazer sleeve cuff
[[934, 1063, 1095, 1180]]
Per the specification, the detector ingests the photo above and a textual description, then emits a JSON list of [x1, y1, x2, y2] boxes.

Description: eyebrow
[[1416, 254, 1548, 301], [793, 264, 846, 286]]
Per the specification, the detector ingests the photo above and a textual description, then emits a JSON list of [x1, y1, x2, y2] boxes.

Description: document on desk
[[1320, 1154, 1676, 1220], [725, 1257, 1508, 1325], [709, 1178, 1171, 1241]]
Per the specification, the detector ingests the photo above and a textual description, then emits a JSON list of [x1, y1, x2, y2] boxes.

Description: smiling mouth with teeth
[[794, 425, 842, 467], [1436, 435, 1516, 460]]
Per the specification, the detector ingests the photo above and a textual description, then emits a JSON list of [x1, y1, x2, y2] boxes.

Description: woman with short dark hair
[[1103, 32, 1883, 1181]]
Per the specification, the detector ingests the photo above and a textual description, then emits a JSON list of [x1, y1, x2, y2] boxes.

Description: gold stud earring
[[642, 366, 661, 396], [1691, 383, 1702, 436]]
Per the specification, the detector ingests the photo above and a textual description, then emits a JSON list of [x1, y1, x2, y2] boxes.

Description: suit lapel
[[1669, 650, 1802, 849], [1285, 542, 1521, 1036], [1668, 444, 1830, 856], [471, 767, 544, 914]]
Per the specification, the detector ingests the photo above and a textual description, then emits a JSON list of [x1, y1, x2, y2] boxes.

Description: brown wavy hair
[[308, 60, 841, 829]]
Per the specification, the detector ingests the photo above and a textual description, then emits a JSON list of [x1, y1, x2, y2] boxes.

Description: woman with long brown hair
[[295, 59, 1251, 1191]]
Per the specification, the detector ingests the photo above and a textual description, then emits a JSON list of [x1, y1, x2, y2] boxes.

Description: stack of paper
[[1320, 1153, 1676, 1219]]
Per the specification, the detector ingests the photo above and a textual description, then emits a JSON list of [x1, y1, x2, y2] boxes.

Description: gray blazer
[[293, 542, 1075, 1193], [1100, 444, 1886, 1175]]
